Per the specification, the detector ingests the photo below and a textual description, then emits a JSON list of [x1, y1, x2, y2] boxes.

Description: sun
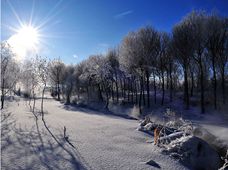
[[8, 24, 40, 61], [17, 25, 39, 48]]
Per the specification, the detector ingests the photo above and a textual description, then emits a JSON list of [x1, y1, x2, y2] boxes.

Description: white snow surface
[[1, 98, 188, 170]]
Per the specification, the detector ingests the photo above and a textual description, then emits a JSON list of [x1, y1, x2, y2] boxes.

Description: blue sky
[[2, 0, 228, 64]]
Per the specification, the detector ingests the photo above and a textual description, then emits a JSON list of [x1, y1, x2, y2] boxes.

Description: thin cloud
[[114, 10, 133, 19]]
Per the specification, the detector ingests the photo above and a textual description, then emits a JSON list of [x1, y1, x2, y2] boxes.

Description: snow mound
[[193, 127, 228, 156], [163, 135, 222, 170]]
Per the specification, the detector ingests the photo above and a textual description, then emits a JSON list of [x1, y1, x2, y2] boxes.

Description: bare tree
[[120, 31, 144, 113], [216, 18, 228, 105], [36, 56, 49, 119], [63, 65, 74, 104], [107, 48, 120, 103], [172, 18, 194, 110], [1, 42, 20, 109], [158, 32, 170, 105], [206, 13, 227, 109], [188, 11, 207, 113], [49, 58, 65, 101], [137, 26, 160, 107], [86, 55, 112, 109], [21, 58, 39, 113]]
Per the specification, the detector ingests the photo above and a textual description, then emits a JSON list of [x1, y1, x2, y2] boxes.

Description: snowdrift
[[138, 115, 223, 170], [163, 135, 222, 170]]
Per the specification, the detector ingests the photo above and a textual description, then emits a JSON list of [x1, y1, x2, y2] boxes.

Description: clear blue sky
[[2, 0, 228, 64]]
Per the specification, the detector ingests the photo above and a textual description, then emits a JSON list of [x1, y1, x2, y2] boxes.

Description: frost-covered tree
[[188, 11, 208, 113], [36, 56, 49, 119], [158, 32, 170, 105], [137, 26, 160, 107], [215, 18, 228, 105], [86, 55, 112, 109], [106, 48, 120, 103], [1, 42, 20, 109], [63, 65, 75, 104], [172, 16, 195, 110], [120, 26, 160, 112], [49, 58, 65, 100], [21, 58, 39, 112]]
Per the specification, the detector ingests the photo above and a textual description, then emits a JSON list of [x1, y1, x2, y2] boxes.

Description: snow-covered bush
[[162, 135, 222, 170], [164, 109, 193, 136], [138, 109, 193, 145], [219, 150, 228, 170]]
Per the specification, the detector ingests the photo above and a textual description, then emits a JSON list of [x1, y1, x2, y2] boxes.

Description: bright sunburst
[[17, 25, 39, 48], [5, 0, 65, 61], [8, 24, 40, 61]]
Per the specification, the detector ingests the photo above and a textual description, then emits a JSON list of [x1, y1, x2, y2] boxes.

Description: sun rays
[[8, 24, 40, 61], [4, 0, 65, 61]]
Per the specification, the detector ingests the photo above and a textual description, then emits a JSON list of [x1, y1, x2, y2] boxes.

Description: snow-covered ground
[[1, 97, 188, 170]]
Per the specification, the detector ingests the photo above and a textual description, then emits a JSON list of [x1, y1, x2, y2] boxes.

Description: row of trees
[[1, 10, 228, 114], [49, 11, 226, 114]]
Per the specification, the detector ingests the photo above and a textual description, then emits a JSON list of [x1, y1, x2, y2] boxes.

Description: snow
[[161, 135, 222, 170], [159, 131, 184, 142], [1, 98, 188, 170], [140, 96, 228, 159], [137, 106, 228, 169]]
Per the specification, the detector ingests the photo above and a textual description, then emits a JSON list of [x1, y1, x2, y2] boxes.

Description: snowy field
[[1, 97, 189, 170]]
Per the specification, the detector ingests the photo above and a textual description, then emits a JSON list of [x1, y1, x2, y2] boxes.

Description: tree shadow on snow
[[1, 109, 91, 170], [60, 103, 138, 121], [146, 159, 161, 169]]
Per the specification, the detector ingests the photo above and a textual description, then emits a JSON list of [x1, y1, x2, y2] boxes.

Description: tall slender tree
[[172, 19, 194, 109]]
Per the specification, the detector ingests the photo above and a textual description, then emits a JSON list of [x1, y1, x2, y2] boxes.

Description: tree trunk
[[131, 78, 134, 104], [199, 62, 205, 114], [221, 67, 225, 104], [32, 89, 36, 113], [212, 56, 217, 109], [111, 81, 114, 102], [98, 84, 103, 101], [153, 72, 157, 104], [120, 77, 124, 98], [139, 78, 143, 115], [190, 71, 194, 97], [1, 79, 5, 109], [142, 76, 145, 106], [166, 70, 169, 90], [87, 85, 89, 102], [1, 94, 4, 109], [169, 63, 173, 102], [57, 81, 60, 101], [127, 78, 130, 103], [115, 72, 119, 103], [146, 70, 150, 108], [183, 65, 189, 110], [161, 71, 165, 105], [41, 85, 46, 121], [33, 95, 36, 113], [66, 83, 72, 104], [66, 94, 70, 104], [135, 80, 138, 104], [104, 86, 109, 110], [123, 77, 126, 100]]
